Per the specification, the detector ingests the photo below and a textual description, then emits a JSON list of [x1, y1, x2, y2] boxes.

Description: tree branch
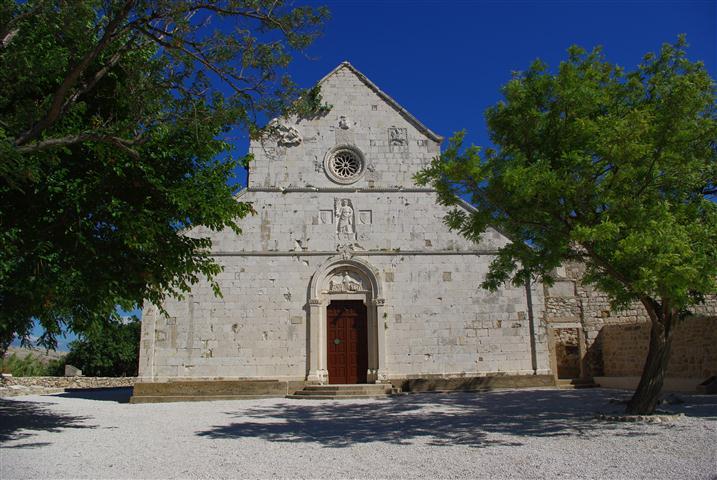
[[133, 25, 246, 94], [14, 0, 136, 147], [16, 133, 140, 159], [60, 36, 141, 115], [0, 5, 41, 48]]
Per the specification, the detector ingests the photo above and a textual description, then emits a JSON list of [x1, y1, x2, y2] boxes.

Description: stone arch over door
[[307, 256, 388, 384]]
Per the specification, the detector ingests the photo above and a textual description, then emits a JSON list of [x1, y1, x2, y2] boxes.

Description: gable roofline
[[317, 61, 444, 143]]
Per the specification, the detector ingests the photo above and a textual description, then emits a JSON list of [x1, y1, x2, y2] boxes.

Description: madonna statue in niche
[[335, 198, 355, 241]]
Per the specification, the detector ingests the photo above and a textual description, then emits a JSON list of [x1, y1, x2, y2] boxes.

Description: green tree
[[0, 1, 328, 353], [1, 352, 56, 376], [64, 317, 140, 377], [416, 37, 717, 415]]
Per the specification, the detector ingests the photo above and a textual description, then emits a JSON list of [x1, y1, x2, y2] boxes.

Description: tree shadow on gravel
[[0, 398, 95, 448], [196, 389, 678, 448]]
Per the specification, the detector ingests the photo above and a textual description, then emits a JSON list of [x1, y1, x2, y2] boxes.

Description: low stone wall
[[1, 376, 136, 390], [601, 316, 717, 379], [395, 374, 555, 392], [594, 376, 706, 393]]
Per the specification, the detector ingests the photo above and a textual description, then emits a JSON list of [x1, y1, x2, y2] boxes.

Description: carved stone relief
[[327, 270, 364, 293], [338, 115, 350, 129], [365, 162, 377, 181], [358, 210, 372, 225], [272, 122, 302, 147], [337, 243, 357, 260], [335, 198, 356, 242], [319, 210, 333, 224], [388, 127, 408, 152]]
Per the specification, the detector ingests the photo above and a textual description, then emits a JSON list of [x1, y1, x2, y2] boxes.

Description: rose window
[[331, 150, 361, 178], [325, 146, 365, 184]]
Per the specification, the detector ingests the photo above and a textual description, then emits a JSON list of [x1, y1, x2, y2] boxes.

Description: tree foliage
[[0, 1, 329, 351], [64, 316, 140, 377], [416, 37, 717, 414], [1, 351, 65, 376]]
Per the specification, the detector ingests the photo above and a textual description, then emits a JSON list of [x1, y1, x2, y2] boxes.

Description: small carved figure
[[341, 271, 352, 291], [338, 115, 350, 129]]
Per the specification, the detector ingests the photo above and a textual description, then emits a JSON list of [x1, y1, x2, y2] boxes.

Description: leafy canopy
[[0, 1, 329, 350], [64, 316, 141, 377], [416, 37, 717, 312]]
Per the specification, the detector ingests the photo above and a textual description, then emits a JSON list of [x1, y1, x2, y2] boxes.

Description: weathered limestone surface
[[137, 62, 550, 386], [544, 261, 717, 381]]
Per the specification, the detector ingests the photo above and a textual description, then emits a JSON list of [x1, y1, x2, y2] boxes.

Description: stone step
[[302, 385, 393, 393], [285, 394, 396, 400], [288, 383, 399, 400], [293, 389, 391, 396], [132, 380, 291, 400], [556, 378, 600, 389], [130, 394, 282, 404]]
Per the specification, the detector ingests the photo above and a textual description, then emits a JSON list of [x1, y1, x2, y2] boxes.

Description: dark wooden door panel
[[327, 300, 368, 384]]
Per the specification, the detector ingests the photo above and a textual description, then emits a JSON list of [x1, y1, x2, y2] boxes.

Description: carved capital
[[373, 298, 386, 306], [309, 298, 322, 305]]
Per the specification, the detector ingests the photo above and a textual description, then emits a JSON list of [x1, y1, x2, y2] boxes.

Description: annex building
[[132, 63, 715, 402]]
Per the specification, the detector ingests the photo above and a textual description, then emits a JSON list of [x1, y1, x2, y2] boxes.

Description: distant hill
[[4, 346, 67, 364]]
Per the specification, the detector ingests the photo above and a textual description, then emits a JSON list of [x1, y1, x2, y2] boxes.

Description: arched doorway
[[307, 256, 387, 384]]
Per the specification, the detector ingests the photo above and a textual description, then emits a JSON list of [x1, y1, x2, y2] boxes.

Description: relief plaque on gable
[[388, 127, 408, 152], [270, 121, 302, 147]]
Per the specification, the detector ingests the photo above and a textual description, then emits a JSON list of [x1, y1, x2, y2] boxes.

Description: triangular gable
[[317, 61, 443, 143]]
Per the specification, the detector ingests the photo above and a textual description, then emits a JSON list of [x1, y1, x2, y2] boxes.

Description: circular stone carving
[[324, 146, 365, 184]]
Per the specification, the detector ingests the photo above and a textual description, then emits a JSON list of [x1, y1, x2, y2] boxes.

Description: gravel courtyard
[[1, 388, 715, 479]]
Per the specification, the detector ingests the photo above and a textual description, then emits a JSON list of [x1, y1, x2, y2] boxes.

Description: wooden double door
[[327, 300, 368, 384]]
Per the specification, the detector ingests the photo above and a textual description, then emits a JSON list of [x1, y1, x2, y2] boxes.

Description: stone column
[[137, 304, 158, 381], [307, 298, 327, 384], [374, 298, 390, 383], [366, 299, 378, 383]]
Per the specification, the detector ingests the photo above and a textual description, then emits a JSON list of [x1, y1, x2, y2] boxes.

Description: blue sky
[[228, 0, 716, 186], [19, 0, 716, 351]]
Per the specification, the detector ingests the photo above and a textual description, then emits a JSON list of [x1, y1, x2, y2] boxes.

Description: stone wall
[[602, 316, 717, 378], [1, 376, 136, 388], [544, 261, 717, 380], [141, 251, 549, 381]]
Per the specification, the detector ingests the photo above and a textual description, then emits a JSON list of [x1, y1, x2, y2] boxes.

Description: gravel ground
[[1, 388, 716, 479]]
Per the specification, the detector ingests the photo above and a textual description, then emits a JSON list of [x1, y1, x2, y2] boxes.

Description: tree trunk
[[626, 303, 674, 415]]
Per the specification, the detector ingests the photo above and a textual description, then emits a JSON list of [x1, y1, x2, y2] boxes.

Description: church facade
[[134, 62, 554, 399]]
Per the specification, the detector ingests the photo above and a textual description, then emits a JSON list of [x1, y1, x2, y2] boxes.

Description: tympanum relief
[[326, 270, 365, 293]]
